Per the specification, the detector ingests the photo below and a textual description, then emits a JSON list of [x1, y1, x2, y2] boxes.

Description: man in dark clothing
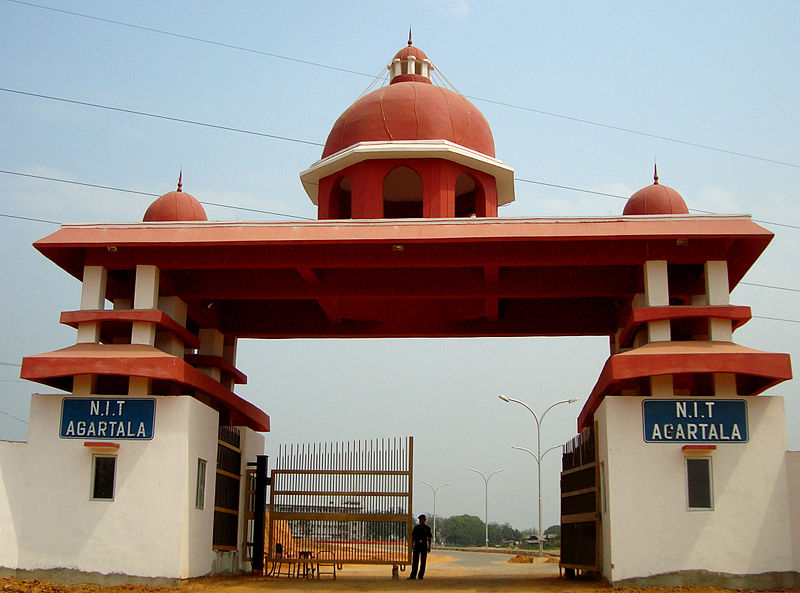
[[409, 514, 432, 579]]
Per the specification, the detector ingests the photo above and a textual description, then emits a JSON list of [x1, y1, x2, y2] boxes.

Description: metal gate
[[267, 437, 413, 568], [560, 424, 600, 577]]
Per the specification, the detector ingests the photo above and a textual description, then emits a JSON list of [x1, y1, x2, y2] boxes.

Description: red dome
[[322, 82, 495, 159], [393, 44, 429, 62], [623, 172, 689, 215], [143, 189, 207, 222]]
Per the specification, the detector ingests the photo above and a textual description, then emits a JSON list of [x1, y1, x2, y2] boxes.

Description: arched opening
[[383, 167, 423, 218], [455, 173, 479, 217], [330, 176, 352, 219]]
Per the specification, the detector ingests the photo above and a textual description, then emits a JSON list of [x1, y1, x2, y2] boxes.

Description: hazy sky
[[1, 1, 798, 531]]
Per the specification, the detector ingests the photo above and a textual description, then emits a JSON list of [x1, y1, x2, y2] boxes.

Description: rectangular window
[[91, 455, 116, 501], [686, 457, 713, 510], [196, 458, 207, 509]]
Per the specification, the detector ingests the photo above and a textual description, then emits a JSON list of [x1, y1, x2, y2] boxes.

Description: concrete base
[[612, 569, 800, 590], [0, 566, 179, 586], [210, 550, 240, 576]]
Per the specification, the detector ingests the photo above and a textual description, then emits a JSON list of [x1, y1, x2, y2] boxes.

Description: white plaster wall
[[0, 440, 27, 569], [787, 451, 800, 573], [235, 427, 265, 572], [597, 395, 793, 583], [15, 394, 218, 579], [183, 397, 219, 577]]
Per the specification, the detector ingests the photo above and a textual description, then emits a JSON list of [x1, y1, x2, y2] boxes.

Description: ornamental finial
[[177, 169, 183, 192], [653, 161, 659, 185], [408, 27, 413, 46]]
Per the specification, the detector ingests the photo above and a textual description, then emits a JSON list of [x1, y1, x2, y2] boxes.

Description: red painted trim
[[577, 342, 792, 431], [617, 305, 752, 347], [60, 310, 201, 349], [682, 445, 716, 451], [20, 344, 269, 432], [184, 354, 247, 384], [83, 441, 120, 449]]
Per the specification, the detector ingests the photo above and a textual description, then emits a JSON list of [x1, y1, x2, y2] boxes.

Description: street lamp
[[421, 481, 452, 546], [499, 395, 579, 557], [466, 467, 504, 548]]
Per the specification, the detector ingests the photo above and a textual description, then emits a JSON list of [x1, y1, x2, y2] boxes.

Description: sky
[[1, 1, 799, 532]]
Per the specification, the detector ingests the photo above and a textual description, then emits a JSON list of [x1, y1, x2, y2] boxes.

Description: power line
[[740, 281, 800, 293], [0, 361, 21, 367], [6, 0, 375, 80], [0, 408, 28, 424], [513, 177, 800, 230], [0, 88, 325, 148], [0, 169, 314, 221], [4, 83, 799, 229], [3, 167, 800, 230], [753, 315, 800, 324], [6, 0, 800, 171]]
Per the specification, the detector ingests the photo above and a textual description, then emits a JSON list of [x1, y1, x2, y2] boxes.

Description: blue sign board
[[642, 399, 748, 443], [60, 398, 156, 440]]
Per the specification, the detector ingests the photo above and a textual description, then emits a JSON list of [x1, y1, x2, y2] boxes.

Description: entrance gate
[[266, 437, 413, 571], [560, 425, 600, 577]]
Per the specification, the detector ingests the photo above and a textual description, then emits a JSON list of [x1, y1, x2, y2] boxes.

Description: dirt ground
[[2, 553, 795, 593]]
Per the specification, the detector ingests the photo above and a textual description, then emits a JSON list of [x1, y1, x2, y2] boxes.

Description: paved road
[[410, 549, 559, 577]]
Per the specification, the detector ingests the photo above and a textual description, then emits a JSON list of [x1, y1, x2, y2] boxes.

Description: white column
[[644, 260, 670, 342], [156, 296, 188, 358], [129, 376, 151, 396], [198, 328, 224, 382], [131, 265, 159, 346], [705, 260, 733, 341], [713, 373, 737, 396], [76, 266, 107, 344], [222, 338, 238, 390], [705, 261, 730, 305], [73, 374, 96, 395], [651, 374, 674, 397]]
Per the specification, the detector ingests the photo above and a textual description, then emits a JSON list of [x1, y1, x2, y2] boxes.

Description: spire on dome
[[177, 170, 183, 192], [653, 162, 659, 185], [389, 34, 434, 84]]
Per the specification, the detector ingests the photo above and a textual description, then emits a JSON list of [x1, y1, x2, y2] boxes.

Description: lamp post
[[499, 395, 578, 557], [421, 481, 452, 546], [466, 467, 504, 548]]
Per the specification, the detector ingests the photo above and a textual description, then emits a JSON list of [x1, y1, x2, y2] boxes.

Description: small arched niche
[[383, 167, 423, 218], [455, 173, 480, 217], [330, 176, 352, 219]]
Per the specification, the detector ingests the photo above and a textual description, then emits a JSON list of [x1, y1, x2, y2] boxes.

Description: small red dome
[[322, 82, 495, 159], [392, 44, 429, 63], [143, 188, 207, 222], [624, 169, 689, 215]]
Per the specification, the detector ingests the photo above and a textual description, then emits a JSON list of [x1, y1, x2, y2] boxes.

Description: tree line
[[429, 514, 560, 548]]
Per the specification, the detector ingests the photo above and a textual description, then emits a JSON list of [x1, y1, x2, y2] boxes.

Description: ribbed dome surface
[[322, 82, 495, 159]]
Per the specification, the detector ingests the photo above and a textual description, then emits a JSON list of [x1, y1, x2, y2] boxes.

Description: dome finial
[[653, 160, 659, 185], [408, 26, 413, 46], [177, 169, 183, 192]]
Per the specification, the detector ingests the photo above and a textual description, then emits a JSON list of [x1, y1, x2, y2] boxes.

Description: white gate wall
[[596, 395, 795, 585], [6, 393, 219, 580]]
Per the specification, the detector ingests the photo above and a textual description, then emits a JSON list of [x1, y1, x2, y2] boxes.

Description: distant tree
[[545, 524, 560, 536], [488, 522, 521, 546], [437, 514, 484, 546]]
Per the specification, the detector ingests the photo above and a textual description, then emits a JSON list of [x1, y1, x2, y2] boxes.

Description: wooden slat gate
[[213, 426, 241, 551], [267, 437, 413, 569], [560, 424, 600, 578]]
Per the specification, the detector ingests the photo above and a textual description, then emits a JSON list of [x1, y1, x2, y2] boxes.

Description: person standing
[[409, 514, 432, 580]]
